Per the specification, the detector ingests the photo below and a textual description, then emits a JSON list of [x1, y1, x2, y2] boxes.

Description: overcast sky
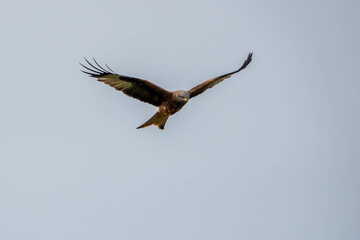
[[1, 0, 359, 239]]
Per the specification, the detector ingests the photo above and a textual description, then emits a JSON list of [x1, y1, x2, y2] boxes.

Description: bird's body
[[160, 90, 190, 115], [81, 53, 252, 130], [136, 90, 190, 129]]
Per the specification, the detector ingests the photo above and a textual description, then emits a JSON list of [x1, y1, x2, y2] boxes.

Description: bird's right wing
[[188, 53, 252, 99], [81, 58, 172, 106]]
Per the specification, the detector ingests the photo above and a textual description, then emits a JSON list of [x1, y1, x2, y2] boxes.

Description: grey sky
[[1, 0, 359, 239]]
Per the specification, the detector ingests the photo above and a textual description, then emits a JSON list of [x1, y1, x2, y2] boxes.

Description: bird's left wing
[[81, 58, 172, 106], [188, 53, 253, 99]]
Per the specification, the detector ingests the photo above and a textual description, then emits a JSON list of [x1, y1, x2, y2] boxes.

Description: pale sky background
[[1, 0, 359, 239]]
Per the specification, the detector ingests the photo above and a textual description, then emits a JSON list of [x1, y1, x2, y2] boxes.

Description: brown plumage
[[81, 53, 252, 129]]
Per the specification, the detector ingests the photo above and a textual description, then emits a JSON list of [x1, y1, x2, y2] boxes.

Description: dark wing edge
[[188, 52, 253, 99], [80, 58, 172, 106]]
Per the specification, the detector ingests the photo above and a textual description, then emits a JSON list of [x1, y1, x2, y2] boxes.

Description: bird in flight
[[81, 53, 253, 130]]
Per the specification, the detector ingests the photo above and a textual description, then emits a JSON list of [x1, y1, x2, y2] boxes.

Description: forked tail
[[137, 112, 169, 130]]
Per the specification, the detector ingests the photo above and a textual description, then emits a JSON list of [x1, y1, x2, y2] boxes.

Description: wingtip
[[80, 57, 115, 76]]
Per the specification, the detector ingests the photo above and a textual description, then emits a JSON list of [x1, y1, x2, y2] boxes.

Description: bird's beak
[[184, 98, 188, 101]]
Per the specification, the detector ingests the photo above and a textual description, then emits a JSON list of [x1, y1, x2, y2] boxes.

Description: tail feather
[[137, 112, 169, 130]]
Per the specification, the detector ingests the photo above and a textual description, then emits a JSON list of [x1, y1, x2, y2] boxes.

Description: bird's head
[[174, 90, 190, 102]]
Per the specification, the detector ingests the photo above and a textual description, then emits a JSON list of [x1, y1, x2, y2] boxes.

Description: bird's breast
[[159, 99, 187, 115]]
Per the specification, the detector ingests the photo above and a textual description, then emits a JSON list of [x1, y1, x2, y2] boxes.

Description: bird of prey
[[81, 53, 253, 130]]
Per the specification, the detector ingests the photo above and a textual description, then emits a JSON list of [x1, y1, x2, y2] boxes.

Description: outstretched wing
[[188, 53, 253, 99], [81, 58, 172, 106]]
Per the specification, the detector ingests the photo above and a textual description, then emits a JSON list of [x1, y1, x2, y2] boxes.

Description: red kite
[[81, 53, 252, 129]]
